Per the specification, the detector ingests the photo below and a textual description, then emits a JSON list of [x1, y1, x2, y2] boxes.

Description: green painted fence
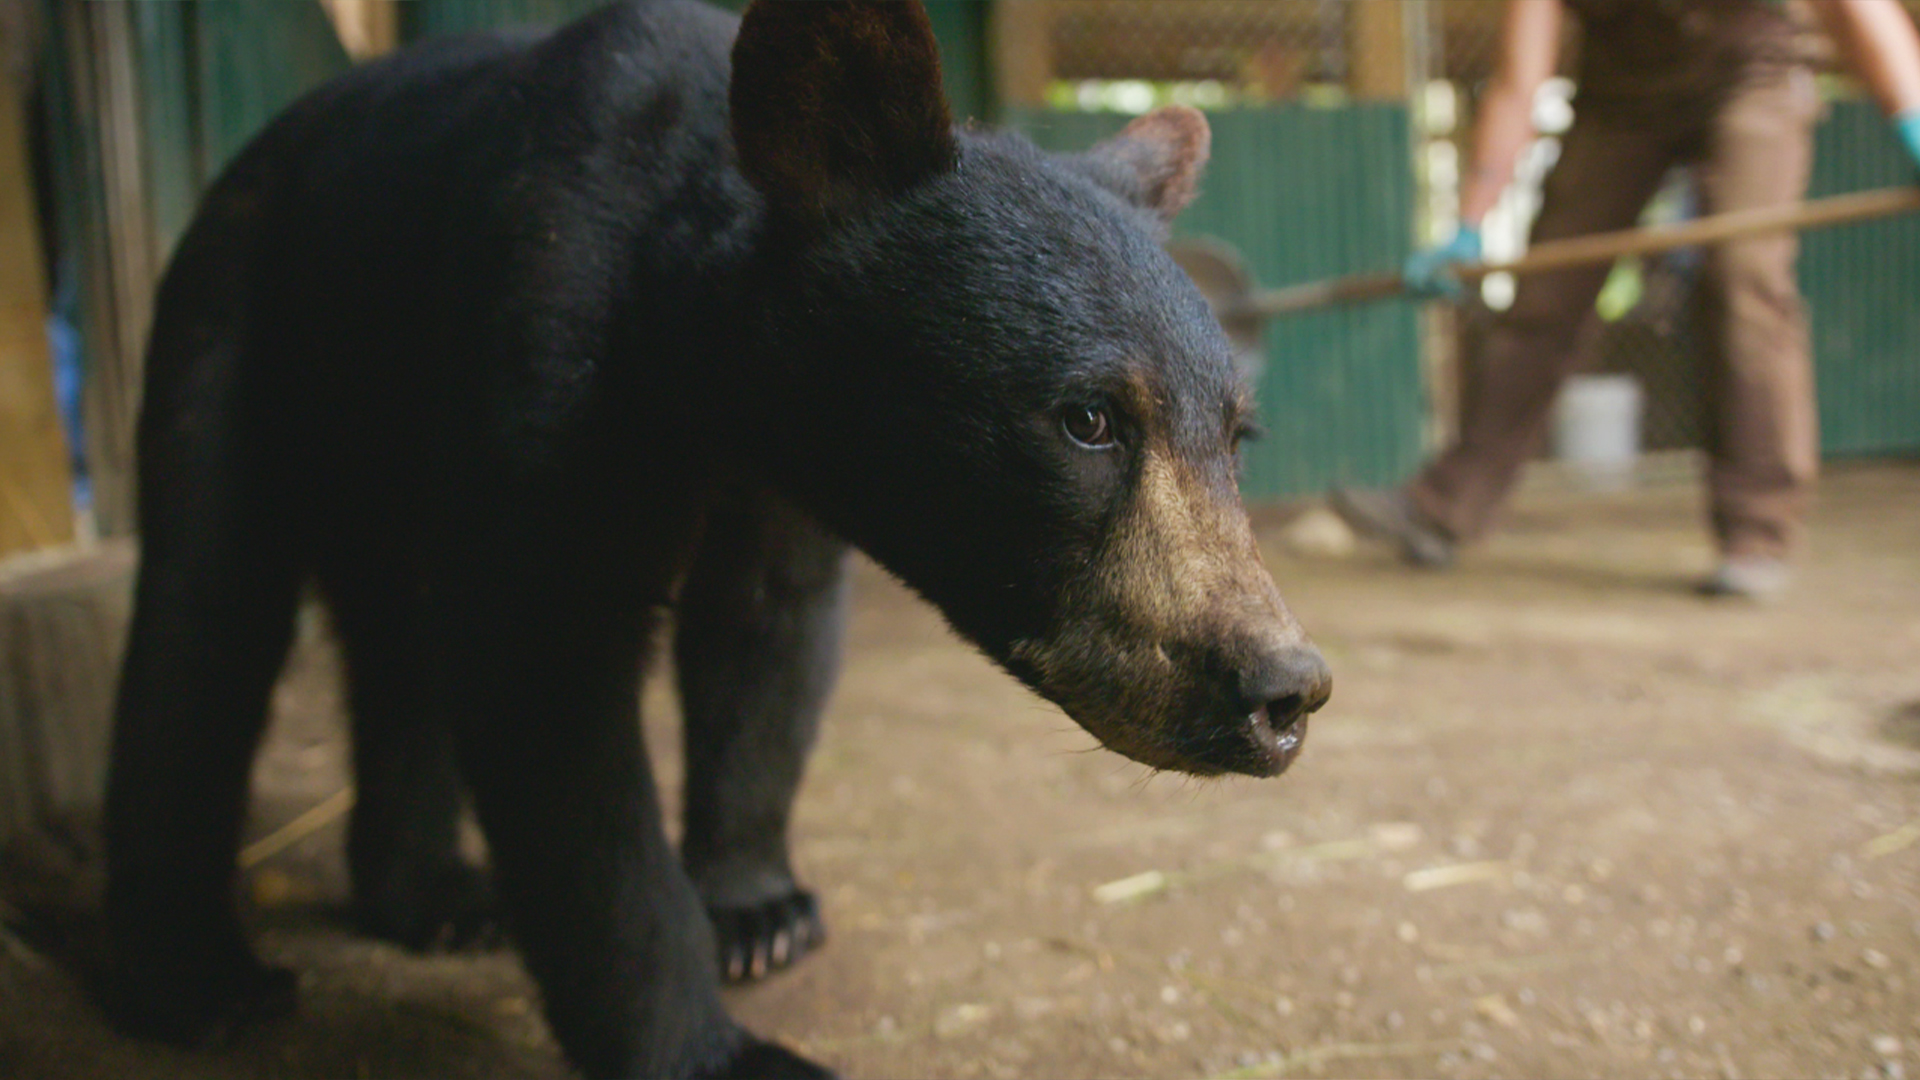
[[1804, 101, 1920, 457], [1006, 104, 1422, 500], [132, 3, 353, 259], [40, 1, 351, 532]]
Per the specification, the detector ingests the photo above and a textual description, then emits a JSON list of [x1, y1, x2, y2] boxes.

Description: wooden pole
[[1347, 0, 1408, 101], [80, 2, 154, 540], [0, 30, 75, 558], [0, 540, 134, 848], [991, 0, 1057, 109], [1233, 186, 1920, 319], [317, 0, 399, 61]]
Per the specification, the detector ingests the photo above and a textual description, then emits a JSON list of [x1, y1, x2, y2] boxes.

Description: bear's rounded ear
[[1078, 106, 1212, 224], [730, 0, 958, 227]]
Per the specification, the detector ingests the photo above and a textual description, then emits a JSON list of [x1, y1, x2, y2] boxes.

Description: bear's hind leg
[[324, 568, 497, 952], [105, 425, 303, 1044], [676, 493, 849, 983]]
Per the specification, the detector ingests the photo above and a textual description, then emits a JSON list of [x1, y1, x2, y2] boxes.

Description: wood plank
[[87, 3, 154, 540], [1349, 0, 1408, 101], [319, 0, 399, 61], [0, 30, 76, 558], [0, 540, 133, 848], [991, 0, 1058, 108]]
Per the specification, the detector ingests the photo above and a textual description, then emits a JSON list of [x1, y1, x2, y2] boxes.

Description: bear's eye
[[1062, 405, 1116, 449]]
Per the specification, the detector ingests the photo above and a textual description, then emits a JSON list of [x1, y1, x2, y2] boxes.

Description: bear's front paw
[[707, 888, 825, 983]]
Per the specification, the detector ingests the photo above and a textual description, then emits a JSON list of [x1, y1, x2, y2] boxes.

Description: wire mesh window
[[1047, 1, 1347, 102], [1001, 0, 1415, 113]]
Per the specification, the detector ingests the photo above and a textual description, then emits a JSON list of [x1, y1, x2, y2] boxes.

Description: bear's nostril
[[1223, 646, 1329, 774], [1262, 692, 1308, 730], [1239, 645, 1333, 730]]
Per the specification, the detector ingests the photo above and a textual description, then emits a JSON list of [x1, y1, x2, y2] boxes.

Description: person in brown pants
[[1333, 0, 1920, 599]]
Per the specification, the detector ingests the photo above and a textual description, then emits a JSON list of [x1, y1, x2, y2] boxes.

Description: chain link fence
[[1045, 1, 1354, 103], [1003, 1, 1418, 114]]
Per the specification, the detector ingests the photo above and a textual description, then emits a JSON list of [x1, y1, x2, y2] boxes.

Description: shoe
[[1697, 555, 1791, 601], [1328, 487, 1456, 568]]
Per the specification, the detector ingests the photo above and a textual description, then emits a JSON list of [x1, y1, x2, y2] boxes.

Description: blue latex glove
[[1402, 226, 1483, 300], [1898, 110, 1920, 177]]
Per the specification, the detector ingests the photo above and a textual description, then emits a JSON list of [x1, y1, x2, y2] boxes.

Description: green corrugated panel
[[130, 4, 198, 260], [37, 0, 89, 312], [191, 3, 350, 179], [1004, 105, 1420, 500], [1802, 101, 1920, 457], [35, 3, 347, 532], [924, 1, 992, 124], [112, 4, 349, 264]]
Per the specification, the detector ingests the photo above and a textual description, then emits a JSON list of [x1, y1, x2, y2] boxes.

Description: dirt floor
[[5, 459, 1920, 1080]]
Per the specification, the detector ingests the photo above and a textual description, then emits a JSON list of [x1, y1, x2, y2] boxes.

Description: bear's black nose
[[1239, 645, 1333, 734]]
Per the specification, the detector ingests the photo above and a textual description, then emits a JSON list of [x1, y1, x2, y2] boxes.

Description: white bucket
[[1551, 373, 1642, 490]]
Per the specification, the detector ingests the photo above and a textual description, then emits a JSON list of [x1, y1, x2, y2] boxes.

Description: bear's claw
[[708, 888, 825, 983]]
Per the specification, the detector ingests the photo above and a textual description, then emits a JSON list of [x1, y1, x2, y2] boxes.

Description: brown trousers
[[1410, 69, 1822, 559]]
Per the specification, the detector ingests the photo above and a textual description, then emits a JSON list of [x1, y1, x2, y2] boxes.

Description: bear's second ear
[[730, 0, 958, 226], [1078, 106, 1212, 224]]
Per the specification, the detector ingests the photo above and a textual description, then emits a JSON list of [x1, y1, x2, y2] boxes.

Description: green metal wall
[[923, 1, 992, 125], [39, 1, 351, 532], [134, 3, 352, 258], [1005, 105, 1422, 500], [191, 4, 352, 185], [1803, 101, 1920, 457]]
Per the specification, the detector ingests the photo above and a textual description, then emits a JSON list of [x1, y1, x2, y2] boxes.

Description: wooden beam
[[0, 540, 133, 848], [0, 32, 76, 557], [60, 1, 151, 539], [1349, 0, 1409, 101], [992, 0, 1058, 109], [318, 0, 399, 61]]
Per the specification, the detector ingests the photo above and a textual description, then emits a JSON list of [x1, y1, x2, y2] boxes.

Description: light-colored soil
[[5, 460, 1919, 1080]]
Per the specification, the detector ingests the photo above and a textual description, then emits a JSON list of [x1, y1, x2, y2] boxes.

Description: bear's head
[[727, 0, 1329, 778]]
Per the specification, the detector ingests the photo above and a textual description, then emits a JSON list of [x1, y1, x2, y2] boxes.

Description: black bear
[[104, 1, 1332, 1076]]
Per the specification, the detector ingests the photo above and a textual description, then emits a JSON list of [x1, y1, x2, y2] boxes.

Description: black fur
[[104, 2, 1326, 1077]]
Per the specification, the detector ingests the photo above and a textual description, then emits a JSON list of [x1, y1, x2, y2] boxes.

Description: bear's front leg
[[676, 492, 849, 982], [439, 573, 827, 1080]]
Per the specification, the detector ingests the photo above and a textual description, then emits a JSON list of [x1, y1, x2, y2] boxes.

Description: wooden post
[[0, 27, 76, 558], [1348, 0, 1409, 101], [0, 540, 134, 848], [991, 0, 1057, 109], [72, 2, 155, 540], [318, 0, 399, 61]]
